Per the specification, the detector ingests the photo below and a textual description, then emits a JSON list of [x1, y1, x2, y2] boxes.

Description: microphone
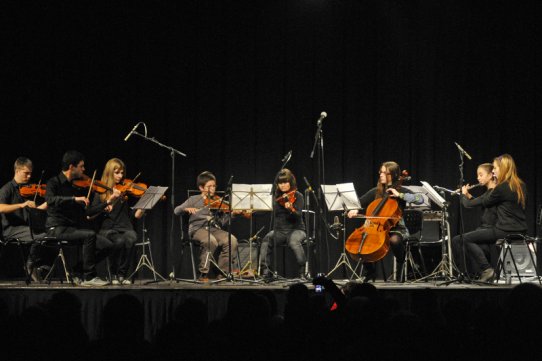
[[303, 176, 313, 192], [248, 226, 265, 242], [454, 142, 472, 160], [124, 123, 140, 142], [226, 175, 234, 190], [330, 215, 342, 230], [316, 111, 327, 126], [281, 150, 292, 163]]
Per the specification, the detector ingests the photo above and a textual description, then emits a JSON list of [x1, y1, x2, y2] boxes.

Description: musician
[[174, 171, 238, 282], [451, 163, 497, 276], [458, 154, 527, 282], [89, 158, 144, 285], [347, 161, 424, 282], [259, 168, 307, 280], [0, 157, 49, 280], [45, 150, 120, 286]]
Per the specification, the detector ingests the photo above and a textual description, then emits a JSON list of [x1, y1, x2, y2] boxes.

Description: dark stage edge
[[0, 277, 532, 341]]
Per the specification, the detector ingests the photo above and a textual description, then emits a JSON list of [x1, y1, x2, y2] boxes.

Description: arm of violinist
[[289, 193, 304, 217], [0, 200, 37, 213], [44, 179, 79, 207], [174, 196, 200, 216], [86, 193, 108, 216]]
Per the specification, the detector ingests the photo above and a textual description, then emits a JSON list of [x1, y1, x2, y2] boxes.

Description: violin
[[345, 170, 409, 263], [203, 195, 252, 218], [276, 189, 297, 212], [72, 174, 114, 194], [115, 179, 148, 198], [19, 184, 47, 198]]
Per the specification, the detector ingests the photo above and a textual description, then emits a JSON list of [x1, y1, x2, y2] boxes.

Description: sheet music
[[231, 184, 273, 211], [321, 183, 361, 211], [420, 181, 446, 208], [336, 182, 362, 211]]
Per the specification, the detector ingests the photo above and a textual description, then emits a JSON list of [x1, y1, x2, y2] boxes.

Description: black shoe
[[479, 267, 495, 283]]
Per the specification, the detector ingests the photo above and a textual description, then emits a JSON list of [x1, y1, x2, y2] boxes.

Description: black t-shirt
[[0, 179, 28, 234], [91, 193, 137, 232]]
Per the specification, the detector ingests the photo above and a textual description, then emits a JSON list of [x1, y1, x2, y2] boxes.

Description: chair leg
[[189, 242, 197, 281]]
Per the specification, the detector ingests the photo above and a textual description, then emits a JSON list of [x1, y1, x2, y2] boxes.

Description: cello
[[345, 170, 409, 263]]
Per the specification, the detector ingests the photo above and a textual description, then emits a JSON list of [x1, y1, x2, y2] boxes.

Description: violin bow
[[86, 170, 98, 201]]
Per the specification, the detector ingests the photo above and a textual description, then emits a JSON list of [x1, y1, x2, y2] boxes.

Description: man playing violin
[[0, 157, 50, 281], [174, 171, 238, 282], [259, 168, 307, 280], [89, 158, 145, 285], [45, 150, 121, 286], [347, 161, 424, 282]]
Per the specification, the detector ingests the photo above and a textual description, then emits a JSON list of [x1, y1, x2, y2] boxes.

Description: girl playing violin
[[89, 158, 145, 285], [451, 163, 497, 277], [259, 168, 307, 280], [173, 171, 238, 282], [347, 161, 424, 282]]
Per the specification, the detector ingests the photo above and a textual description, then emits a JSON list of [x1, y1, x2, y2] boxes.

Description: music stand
[[322, 183, 363, 280], [128, 186, 168, 284], [414, 181, 458, 283], [231, 184, 272, 281]]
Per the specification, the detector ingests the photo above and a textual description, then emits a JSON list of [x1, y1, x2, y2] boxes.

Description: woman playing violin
[[347, 161, 424, 282], [89, 158, 145, 285], [259, 168, 307, 280], [173, 171, 238, 282]]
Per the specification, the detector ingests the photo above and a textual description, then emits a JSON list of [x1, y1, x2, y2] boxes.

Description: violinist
[[173, 171, 238, 282], [451, 163, 497, 277], [89, 158, 144, 285], [45, 150, 120, 286], [0, 157, 50, 281], [458, 154, 527, 282], [259, 168, 307, 280], [347, 161, 424, 282]]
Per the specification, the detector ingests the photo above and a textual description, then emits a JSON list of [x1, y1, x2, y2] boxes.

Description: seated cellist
[[347, 161, 424, 282]]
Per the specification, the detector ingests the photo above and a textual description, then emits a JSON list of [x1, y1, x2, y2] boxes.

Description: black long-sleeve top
[[460, 189, 497, 228], [462, 181, 527, 233], [45, 172, 108, 228], [90, 194, 137, 232], [273, 190, 305, 231]]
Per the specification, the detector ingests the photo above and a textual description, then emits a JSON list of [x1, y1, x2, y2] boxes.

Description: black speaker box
[[502, 243, 538, 277]]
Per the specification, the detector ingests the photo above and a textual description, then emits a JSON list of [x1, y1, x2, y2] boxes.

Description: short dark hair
[[197, 171, 216, 188], [14, 157, 33, 172], [61, 150, 85, 171]]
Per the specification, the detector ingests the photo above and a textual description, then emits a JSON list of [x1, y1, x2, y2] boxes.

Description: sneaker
[[118, 276, 131, 285], [198, 273, 209, 283], [81, 277, 109, 287], [479, 267, 495, 283]]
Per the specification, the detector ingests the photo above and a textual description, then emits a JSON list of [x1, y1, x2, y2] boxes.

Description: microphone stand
[[438, 149, 488, 286], [309, 116, 329, 274], [128, 127, 187, 277]]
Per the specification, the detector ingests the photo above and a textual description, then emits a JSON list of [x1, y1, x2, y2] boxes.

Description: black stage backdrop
[[2, 0, 540, 277]]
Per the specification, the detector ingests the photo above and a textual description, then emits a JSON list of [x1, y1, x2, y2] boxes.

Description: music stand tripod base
[[128, 186, 168, 284]]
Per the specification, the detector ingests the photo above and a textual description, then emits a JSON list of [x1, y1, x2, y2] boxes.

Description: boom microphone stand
[[124, 122, 187, 276], [310, 112, 330, 273]]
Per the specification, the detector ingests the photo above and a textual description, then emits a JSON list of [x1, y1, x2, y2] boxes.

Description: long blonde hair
[[100, 158, 125, 202], [494, 154, 525, 209]]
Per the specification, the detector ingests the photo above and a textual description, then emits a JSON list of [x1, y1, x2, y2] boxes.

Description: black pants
[[99, 229, 137, 277], [452, 227, 508, 273], [3, 226, 53, 267], [47, 226, 115, 280]]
